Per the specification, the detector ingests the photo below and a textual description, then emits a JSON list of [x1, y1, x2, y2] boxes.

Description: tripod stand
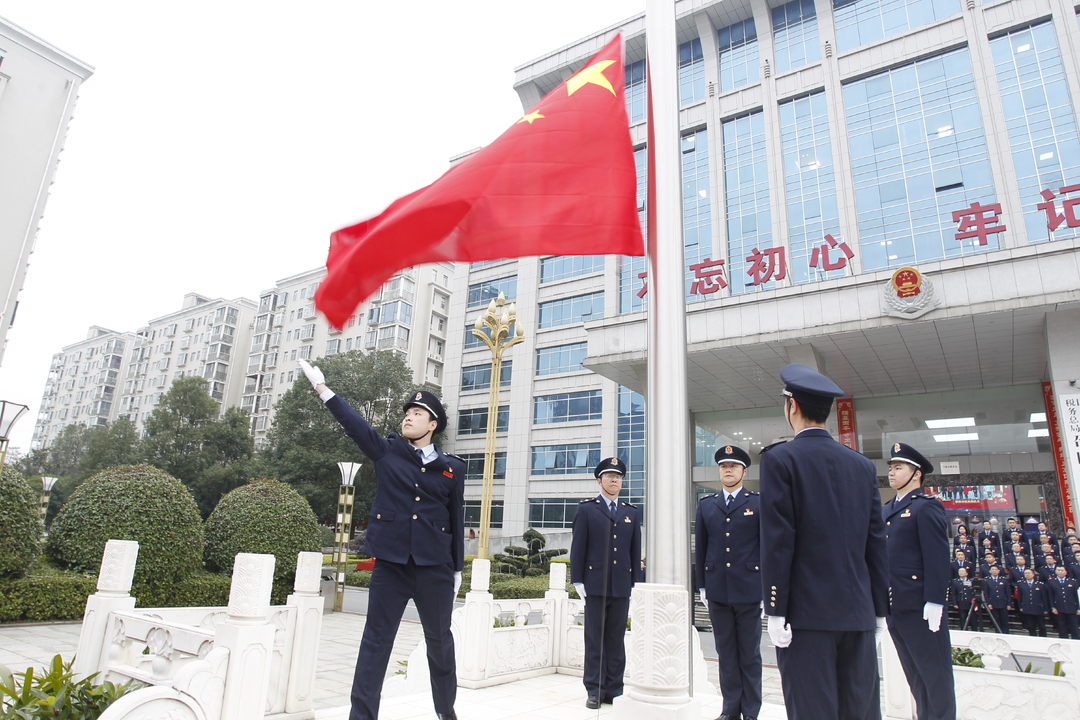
[[966, 581, 1023, 671]]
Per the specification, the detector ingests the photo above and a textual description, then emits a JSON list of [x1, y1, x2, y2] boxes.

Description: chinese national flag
[[315, 34, 643, 329]]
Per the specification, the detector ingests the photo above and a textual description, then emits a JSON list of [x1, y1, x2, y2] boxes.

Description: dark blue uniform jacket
[[949, 578, 976, 609], [759, 428, 889, 631], [984, 575, 1012, 607], [326, 394, 465, 571], [883, 492, 949, 610], [695, 490, 762, 604], [570, 497, 643, 598], [1048, 576, 1080, 614], [1018, 579, 1048, 614]]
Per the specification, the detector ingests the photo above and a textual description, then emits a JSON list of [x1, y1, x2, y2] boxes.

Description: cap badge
[[610, 457, 618, 464], [893, 443, 901, 453], [415, 392, 423, 401], [725, 446, 732, 453]]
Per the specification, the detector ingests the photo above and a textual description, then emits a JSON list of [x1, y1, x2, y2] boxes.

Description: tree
[[81, 417, 143, 478], [45, 424, 91, 478], [261, 350, 416, 522], [142, 376, 221, 481]]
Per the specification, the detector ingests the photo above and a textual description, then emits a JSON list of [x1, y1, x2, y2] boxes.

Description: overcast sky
[[0, 0, 644, 453]]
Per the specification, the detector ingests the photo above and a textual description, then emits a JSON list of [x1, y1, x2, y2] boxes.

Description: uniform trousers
[[988, 607, 1010, 633], [349, 558, 456, 720], [707, 600, 762, 718], [1053, 612, 1080, 639], [583, 594, 631, 700], [887, 609, 955, 720], [957, 603, 980, 631], [776, 628, 880, 720], [1021, 612, 1048, 637]]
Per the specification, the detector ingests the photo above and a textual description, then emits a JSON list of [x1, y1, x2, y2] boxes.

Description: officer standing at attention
[[695, 444, 762, 720], [882, 443, 954, 720], [984, 564, 1012, 634], [1047, 564, 1080, 639], [571, 457, 643, 709], [298, 359, 464, 720], [759, 364, 889, 720]]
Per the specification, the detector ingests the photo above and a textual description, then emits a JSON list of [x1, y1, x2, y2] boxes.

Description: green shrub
[[0, 467, 39, 579], [204, 480, 321, 583], [951, 647, 984, 668], [45, 465, 204, 586], [0, 654, 135, 718], [319, 526, 335, 548], [132, 572, 233, 609], [489, 575, 555, 599], [345, 570, 372, 587], [0, 575, 98, 623]]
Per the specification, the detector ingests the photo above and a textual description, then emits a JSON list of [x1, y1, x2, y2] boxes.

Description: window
[[298, 345, 313, 360], [461, 361, 512, 392], [540, 255, 605, 283], [724, 114, 775, 294], [536, 343, 588, 375], [833, 0, 959, 53], [772, 0, 820, 74], [528, 499, 583, 529], [534, 390, 602, 424], [678, 38, 705, 106], [326, 339, 341, 356], [467, 276, 517, 308], [459, 452, 508, 482], [617, 386, 646, 509], [458, 405, 510, 435], [381, 300, 413, 325], [625, 58, 646, 124], [368, 307, 380, 324], [538, 292, 604, 328], [718, 18, 759, 91], [465, 322, 516, 350], [300, 324, 316, 340], [463, 501, 504, 529], [365, 330, 377, 349], [531, 443, 601, 475]]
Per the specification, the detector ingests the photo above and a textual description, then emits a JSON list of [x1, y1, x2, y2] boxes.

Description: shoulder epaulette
[[760, 441, 787, 454], [444, 452, 464, 461], [580, 497, 597, 504], [747, 490, 760, 495]]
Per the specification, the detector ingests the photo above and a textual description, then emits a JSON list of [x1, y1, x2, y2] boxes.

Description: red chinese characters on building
[[745, 247, 787, 285], [809, 234, 855, 271], [689, 258, 728, 294], [952, 202, 1006, 246], [1037, 184, 1080, 231]]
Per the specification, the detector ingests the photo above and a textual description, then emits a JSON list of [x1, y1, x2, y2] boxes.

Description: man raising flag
[[316, 33, 644, 328]]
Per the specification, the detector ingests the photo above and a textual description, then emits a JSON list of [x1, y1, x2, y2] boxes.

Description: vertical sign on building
[[1043, 382, 1077, 529], [836, 398, 857, 451]]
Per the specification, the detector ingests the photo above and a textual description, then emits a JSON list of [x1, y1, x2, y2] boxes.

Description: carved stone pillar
[[217, 553, 276, 720], [613, 584, 700, 720], [74, 539, 139, 679], [881, 630, 916, 719], [455, 558, 494, 687], [285, 551, 324, 713]]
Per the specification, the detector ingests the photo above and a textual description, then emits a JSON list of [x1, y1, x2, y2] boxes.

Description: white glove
[[760, 601, 766, 619], [573, 583, 586, 599], [923, 602, 943, 632], [298, 359, 325, 389], [699, 588, 707, 603], [767, 615, 792, 648], [453, 571, 462, 597], [875, 616, 888, 646]]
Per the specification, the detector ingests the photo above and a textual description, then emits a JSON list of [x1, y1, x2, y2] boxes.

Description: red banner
[[836, 398, 857, 450], [1043, 381, 1076, 529], [924, 485, 1015, 512]]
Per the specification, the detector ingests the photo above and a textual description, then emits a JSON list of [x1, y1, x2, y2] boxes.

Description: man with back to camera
[[882, 442, 954, 720], [758, 364, 889, 720], [570, 456, 643, 709], [298, 359, 464, 720], [695, 444, 762, 720]]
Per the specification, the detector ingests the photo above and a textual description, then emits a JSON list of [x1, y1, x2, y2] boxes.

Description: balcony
[[377, 337, 410, 351]]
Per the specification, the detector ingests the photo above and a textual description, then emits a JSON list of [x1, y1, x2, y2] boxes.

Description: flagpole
[[615, 0, 698, 716]]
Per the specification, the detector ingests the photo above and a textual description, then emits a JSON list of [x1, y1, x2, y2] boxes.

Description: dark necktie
[[609, 501, 617, 519], [414, 446, 425, 464], [726, 494, 734, 509]]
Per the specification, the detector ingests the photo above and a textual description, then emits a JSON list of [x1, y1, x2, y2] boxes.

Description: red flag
[[315, 34, 643, 329]]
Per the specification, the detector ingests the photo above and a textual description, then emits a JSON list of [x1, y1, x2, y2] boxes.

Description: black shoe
[[601, 695, 615, 705], [742, 716, 757, 720], [586, 696, 601, 709], [717, 715, 741, 720], [436, 713, 457, 720]]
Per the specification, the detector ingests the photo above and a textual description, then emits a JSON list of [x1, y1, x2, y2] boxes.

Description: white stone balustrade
[[883, 630, 1080, 720], [76, 543, 325, 720]]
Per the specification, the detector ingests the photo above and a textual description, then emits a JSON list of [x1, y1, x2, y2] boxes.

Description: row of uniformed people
[[946, 562, 1080, 638], [953, 521, 1074, 560], [951, 548, 1080, 581]]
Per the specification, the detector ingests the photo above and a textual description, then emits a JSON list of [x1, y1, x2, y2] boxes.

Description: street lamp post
[[334, 461, 362, 612], [470, 292, 525, 559], [40, 476, 58, 534], [0, 400, 29, 476]]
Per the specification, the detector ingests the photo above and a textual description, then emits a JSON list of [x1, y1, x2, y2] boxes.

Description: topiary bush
[[0, 467, 40, 578], [45, 465, 204, 586], [204, 479, 321, 582]]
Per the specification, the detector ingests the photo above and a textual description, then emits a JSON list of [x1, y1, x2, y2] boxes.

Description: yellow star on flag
[[566, 59, 616, 96], [518, 111, 545, 124]]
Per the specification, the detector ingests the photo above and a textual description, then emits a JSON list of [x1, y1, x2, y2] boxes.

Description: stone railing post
[[217, 553, 276, 720], [74, 539, 139, 679], [456, 558, 494, 685], [285, 551, 324, 713], [545, 562, 568, 668], [881, 627, 916, 719]]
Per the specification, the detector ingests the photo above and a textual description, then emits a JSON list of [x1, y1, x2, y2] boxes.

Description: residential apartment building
[[0, 17, 93, 364], [438, 0, 1080, 540], [32, 265, 456, 450]]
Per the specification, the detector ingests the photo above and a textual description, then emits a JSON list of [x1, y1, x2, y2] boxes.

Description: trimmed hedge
[[204, 479, 321, 582], [45, 465, 204, 586], [0, 467, 39, 578], [132, 573, 233, 609], [0, 575, 98, 623]]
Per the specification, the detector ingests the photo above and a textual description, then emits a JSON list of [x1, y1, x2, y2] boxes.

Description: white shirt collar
[[416, 444, 437, 463], [724, 488, 741, 503]]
